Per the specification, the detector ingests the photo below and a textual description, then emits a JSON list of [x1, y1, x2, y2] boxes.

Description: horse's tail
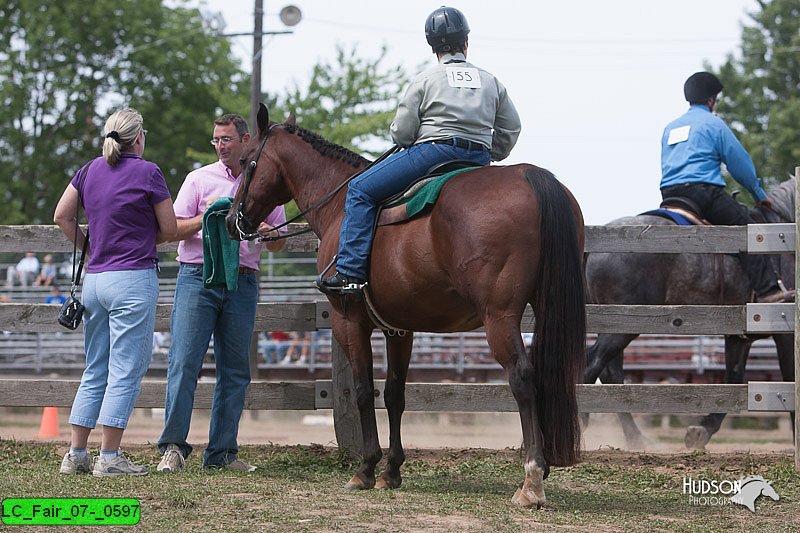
[[525, 166, 586, 467]]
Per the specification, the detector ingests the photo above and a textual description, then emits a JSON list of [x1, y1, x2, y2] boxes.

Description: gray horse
[[585, 177, 796, 449]]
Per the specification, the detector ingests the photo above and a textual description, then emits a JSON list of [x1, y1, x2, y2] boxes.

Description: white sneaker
[[92, 453, 148, 477], [157, 444, 185, 473], [59, 452, 93, 474]]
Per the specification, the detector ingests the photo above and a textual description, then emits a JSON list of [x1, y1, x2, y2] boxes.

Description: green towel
[[387, 167, 475, 218], [202, 197, 240, 290]]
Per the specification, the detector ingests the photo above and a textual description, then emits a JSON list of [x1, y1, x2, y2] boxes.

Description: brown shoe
[[755, 289, 795, 303]]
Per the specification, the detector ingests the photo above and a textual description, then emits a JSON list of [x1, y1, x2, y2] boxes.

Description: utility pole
[[250, 0, 264, 133]]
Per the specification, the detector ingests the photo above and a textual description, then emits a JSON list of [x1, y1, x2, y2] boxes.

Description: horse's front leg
[[376, 332, 414, 490], [333, 315, 381, 490]]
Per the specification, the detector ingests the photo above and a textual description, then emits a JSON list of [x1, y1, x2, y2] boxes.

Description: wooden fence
[[0, 169, 798, 469]]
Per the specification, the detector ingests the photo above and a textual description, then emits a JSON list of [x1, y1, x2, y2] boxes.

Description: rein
[[234, 125, 400, 242]]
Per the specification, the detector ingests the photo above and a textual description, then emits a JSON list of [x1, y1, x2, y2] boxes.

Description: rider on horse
[[319, 6, 521, 294], [660, 71, 793, 303]]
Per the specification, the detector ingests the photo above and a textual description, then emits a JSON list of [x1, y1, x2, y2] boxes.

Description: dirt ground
[[0, 407, 794, 454]]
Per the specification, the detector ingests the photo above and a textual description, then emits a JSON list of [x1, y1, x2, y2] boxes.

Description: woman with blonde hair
[[54, 108, 177, 477]]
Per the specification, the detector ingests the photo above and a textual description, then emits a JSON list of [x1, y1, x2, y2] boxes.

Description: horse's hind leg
[[598, 351, 651, 449], [685, 334, 751, 449], [584, 334, 648, 447], [376, 333, 414, 490], [485, 318, 547, 508]]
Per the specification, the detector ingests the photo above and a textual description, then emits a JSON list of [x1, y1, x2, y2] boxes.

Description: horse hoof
[[375, 477, 400, 490], [511, 487, 544, 509], [344, 475, 373, 490], [684, 425, 710, 450]]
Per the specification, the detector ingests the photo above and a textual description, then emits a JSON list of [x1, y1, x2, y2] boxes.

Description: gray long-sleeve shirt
[[390, 53, 521, 161]]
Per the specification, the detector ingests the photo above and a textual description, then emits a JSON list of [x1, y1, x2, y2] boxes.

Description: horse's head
[[226, 103, 295, 241], [761, 175, 796, 223]]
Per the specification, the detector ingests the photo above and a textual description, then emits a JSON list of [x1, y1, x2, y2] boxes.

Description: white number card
[[667, 125, 691, 145], [446, 67, 481, 88]]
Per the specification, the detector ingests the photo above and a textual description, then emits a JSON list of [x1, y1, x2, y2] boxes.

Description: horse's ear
[[257, 103, 270, 137], [285, 112, 296, 126]]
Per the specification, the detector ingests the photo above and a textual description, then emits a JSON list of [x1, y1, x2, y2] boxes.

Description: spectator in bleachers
[[280, 331, 311, 365], [54, 107, 177, 477], [35, 254, 58, 286], [262, 330, 290, 364], [6, 252, 39, 287], [45, 284, 66, 305]]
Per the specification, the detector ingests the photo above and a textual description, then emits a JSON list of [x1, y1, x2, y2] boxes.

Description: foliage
[[273, 44, 406, 156], [0, 0, 247, 223], [715, 0, 800, 185]]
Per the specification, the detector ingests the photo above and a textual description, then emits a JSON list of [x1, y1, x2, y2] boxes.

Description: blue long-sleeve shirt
[[660, 105, 765, 202]]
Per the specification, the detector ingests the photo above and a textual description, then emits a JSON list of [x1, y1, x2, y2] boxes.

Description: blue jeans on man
[[157, 264, 258, 467], [336, 140, 491, 281]]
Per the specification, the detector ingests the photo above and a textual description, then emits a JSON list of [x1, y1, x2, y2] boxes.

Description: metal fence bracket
[[748, 223, 795, 253], [745, 303, 794, 333], [748, 381, 795, 411]]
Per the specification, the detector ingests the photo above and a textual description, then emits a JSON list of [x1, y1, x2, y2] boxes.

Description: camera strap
[[70, 164, 90, 297]]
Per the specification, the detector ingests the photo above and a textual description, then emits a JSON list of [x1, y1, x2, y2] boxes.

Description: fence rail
[[0, 168, 798, 470]]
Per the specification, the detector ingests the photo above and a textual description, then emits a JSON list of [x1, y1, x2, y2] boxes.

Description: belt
[[428, 137, 488, 152], [238, 266, 258, 274]]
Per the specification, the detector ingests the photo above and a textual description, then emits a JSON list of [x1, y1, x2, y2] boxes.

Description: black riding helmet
[[425, 6, 469, 53], [684, 72, 724, 104]]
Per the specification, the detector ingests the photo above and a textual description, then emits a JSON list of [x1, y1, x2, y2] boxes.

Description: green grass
[[0, 439, 798, 532]]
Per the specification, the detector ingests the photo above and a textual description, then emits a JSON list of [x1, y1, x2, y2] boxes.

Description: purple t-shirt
[[71, 153, 171, 273]]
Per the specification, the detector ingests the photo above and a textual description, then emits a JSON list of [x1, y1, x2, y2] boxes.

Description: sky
[[193, 0, 759, 225]]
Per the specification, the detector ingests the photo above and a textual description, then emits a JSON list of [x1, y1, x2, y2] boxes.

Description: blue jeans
[[157, 264, 258, 466], [69, 269, 158, 429], [337, 141, 491, 280]]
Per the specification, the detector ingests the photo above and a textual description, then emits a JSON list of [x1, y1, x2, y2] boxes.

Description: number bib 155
[[446, 67, 481, 88]]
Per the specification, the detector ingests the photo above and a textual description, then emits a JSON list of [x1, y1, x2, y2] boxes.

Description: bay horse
[[226, 104, 586, 508], [584, 177, 796, 449]]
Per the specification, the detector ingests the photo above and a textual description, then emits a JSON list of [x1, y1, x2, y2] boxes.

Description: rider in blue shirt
[[660, 72, 791, 303]]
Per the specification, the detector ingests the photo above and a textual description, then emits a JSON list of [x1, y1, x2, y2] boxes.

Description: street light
[[249, 2, 302, 132]]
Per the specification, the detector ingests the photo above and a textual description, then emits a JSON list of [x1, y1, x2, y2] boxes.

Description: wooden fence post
[[331, 338, 362, 458], [795, 166, 799, 472]]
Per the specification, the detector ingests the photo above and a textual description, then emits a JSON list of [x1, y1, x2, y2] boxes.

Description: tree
[[715, 0, 800, 185], [273, 44, 406, 156], [0, 0, 247, 223]]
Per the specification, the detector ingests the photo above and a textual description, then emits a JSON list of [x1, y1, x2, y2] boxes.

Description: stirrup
[[315, 271, 367, 295]]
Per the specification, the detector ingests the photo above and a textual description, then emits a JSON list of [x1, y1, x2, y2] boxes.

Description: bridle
[[233, 124, 400, 241], [233, 122, 281, 241]]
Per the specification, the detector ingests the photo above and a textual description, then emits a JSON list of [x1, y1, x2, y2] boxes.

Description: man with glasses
[[660, 71, 792, 303], [156, 113, 286, 473]]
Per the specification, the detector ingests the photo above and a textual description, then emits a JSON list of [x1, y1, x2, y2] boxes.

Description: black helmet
[[425, 6, 470, 53], [683, 72, 723, 104]]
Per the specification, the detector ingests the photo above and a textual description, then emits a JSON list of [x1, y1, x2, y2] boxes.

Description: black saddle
[[425, 159, 481, 177], [660, 196, 703, 219]]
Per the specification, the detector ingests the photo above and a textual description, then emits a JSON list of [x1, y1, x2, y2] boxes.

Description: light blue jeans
[[337, 141, 491, 280], [157, 264, 258, 467], [69, 268, 159, 429]]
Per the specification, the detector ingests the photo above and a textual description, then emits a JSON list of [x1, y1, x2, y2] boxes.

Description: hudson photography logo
[[682, 475, 780, 513]]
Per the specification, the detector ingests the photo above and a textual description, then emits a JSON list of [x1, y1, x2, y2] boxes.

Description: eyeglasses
[[142, 129, 148, 137], [210, 136, 235, 147]]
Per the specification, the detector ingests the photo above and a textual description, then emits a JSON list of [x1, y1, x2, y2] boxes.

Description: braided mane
[[283, 123, 368, 168]]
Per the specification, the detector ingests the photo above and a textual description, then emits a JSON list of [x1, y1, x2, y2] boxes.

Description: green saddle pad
[[387, 167, 475, 218]]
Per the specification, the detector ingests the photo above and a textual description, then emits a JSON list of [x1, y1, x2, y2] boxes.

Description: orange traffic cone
[[35, 407, 60, 439]]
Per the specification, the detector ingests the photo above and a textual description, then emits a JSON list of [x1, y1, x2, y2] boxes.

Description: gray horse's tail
[[525, 166, 586, 466]]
